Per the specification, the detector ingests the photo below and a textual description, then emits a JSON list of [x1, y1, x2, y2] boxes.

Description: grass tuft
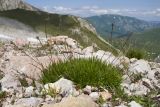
[[41, 58, 122, 89], [126, 48, 145, 59]]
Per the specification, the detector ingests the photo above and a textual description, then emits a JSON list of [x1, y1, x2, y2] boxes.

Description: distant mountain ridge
[[86, 14, 160, 38], [0, 0, 39, 11]]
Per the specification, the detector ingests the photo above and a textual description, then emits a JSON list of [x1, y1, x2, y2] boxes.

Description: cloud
[[42, 6, 160, 19]]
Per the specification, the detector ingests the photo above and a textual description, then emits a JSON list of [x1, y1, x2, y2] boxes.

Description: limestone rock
[[129, 60, 151, 74], [1, 55, 62, 80], [99, 91, 112, 101], [82, 46, 94, 55], [43, 78, 75, 97], [42, 95, 98, 107], [83, 85, 92, 95], [128, 101, 142, 107], [89, 92, 99, 101], [24, 86, 34, 97], [14, 97, 43, 107], [0, 73, 21, 93]]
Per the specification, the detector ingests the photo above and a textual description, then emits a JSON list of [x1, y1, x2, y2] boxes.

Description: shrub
[[126, 48, 145, 59], [41, 58, 122, 89], [0, 91, 7, 99]]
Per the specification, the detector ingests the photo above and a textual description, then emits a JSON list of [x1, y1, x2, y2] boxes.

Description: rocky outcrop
[[0, 0, 39, 11], [77, 17, 97, 34]]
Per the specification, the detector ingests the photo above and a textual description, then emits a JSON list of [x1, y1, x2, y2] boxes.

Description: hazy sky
[[26, 0, 160, 21]]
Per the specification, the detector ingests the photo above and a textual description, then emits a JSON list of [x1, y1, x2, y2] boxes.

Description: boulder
[[66, 38, 77, 49], [82, 46, 94, 55], [1, 55, 62, 80], [122, 81, 150, 95], [129, 60, 151, 74], [42, 95, 98, 107]]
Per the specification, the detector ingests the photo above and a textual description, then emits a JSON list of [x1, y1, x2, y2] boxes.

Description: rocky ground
[[0, 36, 160, 107]]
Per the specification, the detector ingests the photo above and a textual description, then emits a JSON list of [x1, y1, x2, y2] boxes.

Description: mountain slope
[[86, 14, 159, 38], [0, 9, 118, 54], [0, 0, 38, 11]]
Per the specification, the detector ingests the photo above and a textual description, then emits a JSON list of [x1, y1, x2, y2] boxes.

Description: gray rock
[[42, 95, 98, 107], [82, 46, 94, 55], [89, 92, 99, 101], [14, 97, 43, 107], [129, 60, 151, 74], [130, 58, 138, 63], [122, 81, 150, 96], [83, 85, 92, 95], [128, 101, 142, 107], [24, 86, 34, 97], [0, 73, 22, 93], [43, 78, 75, 97]]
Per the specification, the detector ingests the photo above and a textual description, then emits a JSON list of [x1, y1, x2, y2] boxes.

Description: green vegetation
[[113, 28, 160, 60], [0, 9, 118, 55], [127, 95, 159, 107], [41, 58, 122, 89], [129, 28, 160, 59], [42, 87, 59, 98], [0, 73, 3, 80], [19, 78, 29, 87], [0, 91, 7, 99], [126, 48, 145, 59]]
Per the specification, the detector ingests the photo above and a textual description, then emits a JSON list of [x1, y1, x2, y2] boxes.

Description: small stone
[[99, 91, 112, 101], [89, 92, 99, 101], [130, 58, 137, 63], [129, 101, 142, 107], [24, 86, 34, 97], [83, 85, 92, 95], [72, 90, 80, 97]]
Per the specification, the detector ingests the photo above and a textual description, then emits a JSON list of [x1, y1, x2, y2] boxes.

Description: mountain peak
[[0, 0, 39, 11]]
